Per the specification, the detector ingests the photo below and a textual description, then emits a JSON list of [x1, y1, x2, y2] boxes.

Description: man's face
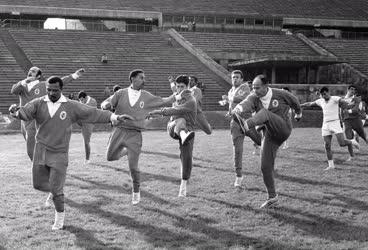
[[131, 73, 145, 90], [252, 77, 268, 97], [27, 67, 40, 79], [320, 91, 330, 101], [347, 87, 356, 97], [231, 73, 243, 87], [79, 97, 87, 104], [176, 82, 189, 94], [189, 77, 196, 88], [46, 82, 62, 103]]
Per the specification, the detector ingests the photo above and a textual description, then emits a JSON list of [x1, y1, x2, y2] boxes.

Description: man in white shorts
[[301, 87, 359, 170]]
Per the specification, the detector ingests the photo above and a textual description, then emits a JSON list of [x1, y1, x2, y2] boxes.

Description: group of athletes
[[8, 66, 367, 230]]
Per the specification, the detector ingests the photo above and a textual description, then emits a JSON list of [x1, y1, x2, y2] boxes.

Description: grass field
[[0, 128, 368, 250]]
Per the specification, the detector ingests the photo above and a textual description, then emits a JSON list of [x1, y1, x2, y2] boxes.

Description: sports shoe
[[346, 156, 353, 162], [260, 195, 279, 209], [52, 211, 65, 230], [324, 165, 335, 171], [180, 131, 195, 145], [178, 180, 187, 197], [84, 159, 90, 165], [132, 192, 140, 205], [234, 176, 243, 187], [351, 139, 360, 150], [45, 193, 53, 208]]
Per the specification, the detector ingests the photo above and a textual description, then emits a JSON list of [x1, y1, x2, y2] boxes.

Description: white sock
[[328, 160, 334, 167], [180, 180, 187, 187]]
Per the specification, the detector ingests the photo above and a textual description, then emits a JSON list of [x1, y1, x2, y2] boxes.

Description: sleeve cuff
[[170, 82, 176, 89]]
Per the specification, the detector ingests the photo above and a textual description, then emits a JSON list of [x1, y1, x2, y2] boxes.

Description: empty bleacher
[[8, 29, 228, 111], [2, 0, 368, 20], [312, 38, 368, 76], [180, 31, 319, 56], [0, 37, 25, 112]]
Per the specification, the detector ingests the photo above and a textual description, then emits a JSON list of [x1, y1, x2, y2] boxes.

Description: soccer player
[[105, 69, 185, 205], [233, 75, 302, 208], [149, 75, 197, 197], [168, 75, 212, 135], [301, 87, 359, 170], [78, 91, 98, 164], [11, 66, 85, 160], [340, 85, 367, 146], [9, 76, 130, 230], [219, 70, 262, 188]]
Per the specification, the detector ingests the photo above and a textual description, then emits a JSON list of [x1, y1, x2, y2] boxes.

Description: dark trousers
[[246, 109, 291, 198], [344, 118, 367, 142], [179, 136, 195, 180]]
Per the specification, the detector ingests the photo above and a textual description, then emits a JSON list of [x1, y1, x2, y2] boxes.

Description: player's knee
[[33, 182, 48, 192]]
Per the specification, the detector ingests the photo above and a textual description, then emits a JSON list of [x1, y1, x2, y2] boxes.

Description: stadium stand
[[312, 38, 368, 77], [180, 31, 319, 56], [7, 29, 228, 111], [0, 36, 25, 112], [1, 0, 368, 20]]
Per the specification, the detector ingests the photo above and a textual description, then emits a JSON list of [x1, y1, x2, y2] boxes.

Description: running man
[[301, 86, 359, 170]]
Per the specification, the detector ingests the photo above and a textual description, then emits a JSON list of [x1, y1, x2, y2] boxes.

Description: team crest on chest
[[272, 99, 279, 107], [237, 89, 244, 96], [139, 101, 144, 108], [34, 88, 40, 95], [59, 111, 67, 120]]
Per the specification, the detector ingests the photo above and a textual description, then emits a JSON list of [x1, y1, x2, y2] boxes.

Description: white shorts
[[321, 120, 343, 136]]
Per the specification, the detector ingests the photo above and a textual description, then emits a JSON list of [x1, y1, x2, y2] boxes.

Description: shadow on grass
[[141, 150, 227, 164], [275, 173, 368, 191], [89, 162, 180, 185], [68, 173, 174, 205], [65, 225, 121, 250], [65, 196, 296, 249], [200, 195, 368, 242], [141, 205, 296, 249], [65, 197, 209, 248]]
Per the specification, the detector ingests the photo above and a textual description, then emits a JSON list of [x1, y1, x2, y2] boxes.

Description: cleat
[[260, 195, 279, 209], [132, 192, 140, 205], [178, 180, 187, 197], [45, 193, 53, 208], [52, 211, 65, 230], [234, 176, 243, 187], [181, 131, 195, 145]]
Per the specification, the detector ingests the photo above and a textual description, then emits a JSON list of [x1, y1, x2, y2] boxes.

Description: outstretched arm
[[61, 68, 85, 85], [9, 99, 38, 121], [300, 101, 317, 108], [11, 76, 37, 95]]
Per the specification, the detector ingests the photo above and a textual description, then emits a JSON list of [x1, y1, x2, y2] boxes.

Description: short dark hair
[[231, 70, 244, 79], [320, 87, 329, 94], [175, 75, 190, 86], [129, 69, 144, 83], [254, 74, 268, 85], [282, 87, 291, 92], [347, 85, 356, 90], [78, 91, 87, 99], [113, 85, 121, 93], [46, 76, 63, 89]]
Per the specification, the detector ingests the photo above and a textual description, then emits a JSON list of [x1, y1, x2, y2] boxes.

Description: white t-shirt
[[315, 96, 341, 123]]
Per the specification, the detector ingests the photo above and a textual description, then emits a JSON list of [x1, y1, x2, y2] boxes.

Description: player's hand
[[117, 114, 134, 121], [232, 105, 242, 115], [294, 113, 302, 121], [9, 104, 19, 116], [221, 95, 229, 101], [219, 100, 227, 106], [101, 102, 112, 110], [75, 68, 85, 77], [146, 110, 162, 119], [168, 75, 175, 83]]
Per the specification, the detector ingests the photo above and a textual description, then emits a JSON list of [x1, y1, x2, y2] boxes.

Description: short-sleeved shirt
[[315, 96, 341, 123]]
